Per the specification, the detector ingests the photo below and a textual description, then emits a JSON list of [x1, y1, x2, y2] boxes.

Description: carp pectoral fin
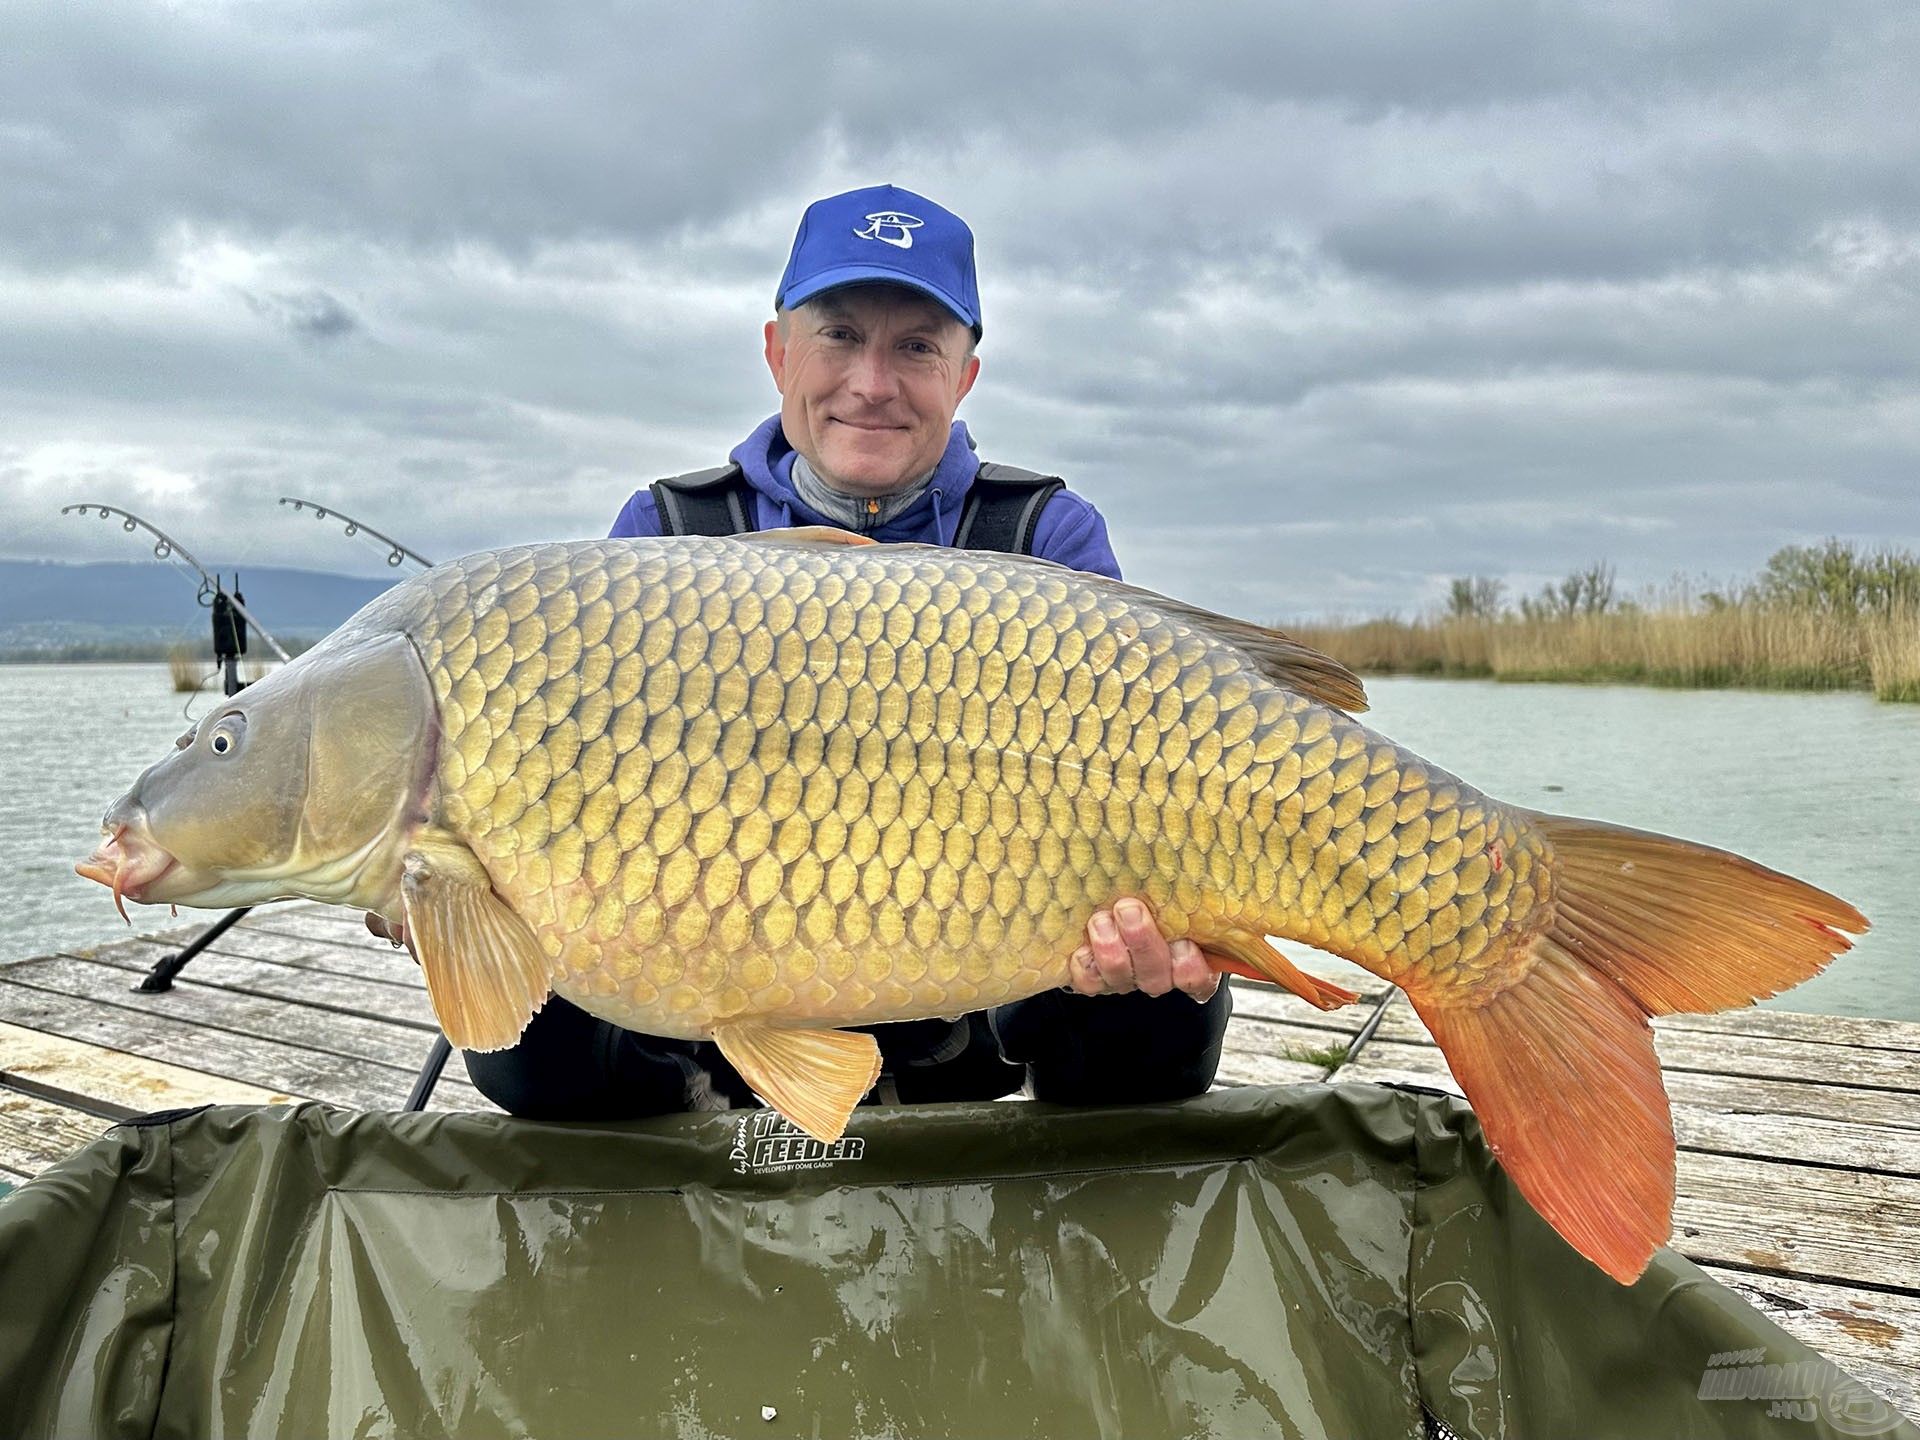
[[1204, 933, 1360, 1011], [400, 831, 552, 1052], [749, 526, 878, 548], [712, 1024, 882, 1144]]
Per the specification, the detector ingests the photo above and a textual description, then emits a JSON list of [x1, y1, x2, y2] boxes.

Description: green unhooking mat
[[0, 1085, 1910, 1439]]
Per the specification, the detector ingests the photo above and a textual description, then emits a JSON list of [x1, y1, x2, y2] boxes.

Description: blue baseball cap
[[775, 184, 982, 336]]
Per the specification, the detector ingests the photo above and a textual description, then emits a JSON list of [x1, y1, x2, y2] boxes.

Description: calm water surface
[[2, 666, 1915, 1018]]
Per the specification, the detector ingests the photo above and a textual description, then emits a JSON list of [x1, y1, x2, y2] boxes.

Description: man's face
[[764, 285, 980, 496]]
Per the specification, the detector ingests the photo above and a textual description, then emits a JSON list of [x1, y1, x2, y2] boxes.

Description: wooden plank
[[1374, 990, 1920, 1059], [1361, 1001, 1920, 1096], [1702, 1267, 1920, 1422], [0, 981, 491, 1113], [1661, 1009, 1920, 1054], [1673, 1151, 1920, 1295], [3, 957, 443, 1071], [1674, 1108, 1920, 1178], [0, 1019, 302, 1115], [241, 904, 381, 943], [1326, 1068, 1920, 1298], [1217, 1017, 1356, 1086], [77, 923, 426, 989], [1659, 1029, 1920, 1093], [1341, 1036, 1920, 1153], [1215, 1051, 1343, 1088], [0, 1086, 115, 1177], [60, 943, 439, 1030], [1229, 985, 1379, 1034]]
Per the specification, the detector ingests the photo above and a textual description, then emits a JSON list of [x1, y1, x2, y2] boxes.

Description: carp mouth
[[76, 822, 180, 923]]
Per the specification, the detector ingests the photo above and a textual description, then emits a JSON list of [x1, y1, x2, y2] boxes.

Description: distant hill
[[0, 559, 401, 659]]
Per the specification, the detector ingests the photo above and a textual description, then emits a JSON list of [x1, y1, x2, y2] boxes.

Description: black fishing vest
[[648, 462, 1065, 554]]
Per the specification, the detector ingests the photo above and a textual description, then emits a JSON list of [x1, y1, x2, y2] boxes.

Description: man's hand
[[1067, 898, 1221, 1003]]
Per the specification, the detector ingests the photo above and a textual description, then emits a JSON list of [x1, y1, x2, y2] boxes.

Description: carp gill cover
[[78, 533, 1866, 1284]]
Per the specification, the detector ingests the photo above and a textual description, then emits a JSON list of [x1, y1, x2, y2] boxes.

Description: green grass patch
[[1283, 1042, 1351, 1071]]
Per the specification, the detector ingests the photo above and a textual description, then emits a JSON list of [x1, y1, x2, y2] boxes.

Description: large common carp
[[78, 533, 1864, 1283]]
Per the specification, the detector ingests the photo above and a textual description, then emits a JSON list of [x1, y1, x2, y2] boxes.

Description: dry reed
[[167, 647, 266, 693], [1289, 599, 1914, 701], [1865, 603, 1920, 703]]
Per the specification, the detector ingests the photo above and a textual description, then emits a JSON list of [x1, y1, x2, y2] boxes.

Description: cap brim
[[781, 263, 979, 332]]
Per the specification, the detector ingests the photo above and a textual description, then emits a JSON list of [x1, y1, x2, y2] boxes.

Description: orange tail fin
[[1410, 814, 1865, 1285]]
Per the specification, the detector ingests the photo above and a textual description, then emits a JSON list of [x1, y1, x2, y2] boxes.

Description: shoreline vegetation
[[0, 638, 318, 667], [1286, 541, 1920, 704], [2, 542, 1914, 703]]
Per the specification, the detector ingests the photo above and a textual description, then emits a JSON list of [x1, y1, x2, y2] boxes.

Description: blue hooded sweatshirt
[[609, 416, 1123, 580]]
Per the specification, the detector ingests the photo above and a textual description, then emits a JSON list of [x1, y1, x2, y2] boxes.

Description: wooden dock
[[2, 901, 1915, 1421]]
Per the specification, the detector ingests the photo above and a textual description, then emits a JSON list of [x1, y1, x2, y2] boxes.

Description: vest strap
[[649, 465, 753, 537], [955, 464, 1065, 556], [648, 460, 1065, 556]]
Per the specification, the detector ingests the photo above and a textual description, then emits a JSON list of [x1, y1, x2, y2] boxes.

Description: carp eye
[[208, 714, 246, 757]]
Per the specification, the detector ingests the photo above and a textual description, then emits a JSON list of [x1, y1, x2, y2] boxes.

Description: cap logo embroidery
[[854, 211, 923, 249]]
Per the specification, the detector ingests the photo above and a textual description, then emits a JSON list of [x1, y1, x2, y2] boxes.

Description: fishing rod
[[277, 496, 433, 571], [59, 503, 294, 663], [275, 497, 454, 1110]]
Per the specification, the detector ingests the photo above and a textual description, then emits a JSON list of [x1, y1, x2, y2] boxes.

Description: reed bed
[[1288, 577, 1919, 703], [167, 647, 267, 693], [1865, 603, 1920, 703]]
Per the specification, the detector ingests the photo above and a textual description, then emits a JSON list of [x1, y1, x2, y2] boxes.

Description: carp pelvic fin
[[712, 1024, 882, 1143], [1203, 932, 1361, 1010], [400, 830, 552, 1052]]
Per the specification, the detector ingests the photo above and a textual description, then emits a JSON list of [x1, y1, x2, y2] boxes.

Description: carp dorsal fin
[[864, 542, 1368, 714], [1129, 597, 1368, 714], [712, 1023, 882, 1143], [400, 828, 552, 1051], [741, 526, 878, 549]]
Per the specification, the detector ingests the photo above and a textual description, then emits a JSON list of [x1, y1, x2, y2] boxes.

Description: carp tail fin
[[1410, 814, 1865, 1284], [1524, 812, 1865, 1014], [1409, 945, 1672, 1286]]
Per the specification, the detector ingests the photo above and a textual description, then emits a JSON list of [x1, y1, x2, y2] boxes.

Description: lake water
[[3, 665, 1915, 1019]]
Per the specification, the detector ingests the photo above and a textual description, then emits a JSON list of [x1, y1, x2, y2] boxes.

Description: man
[[460, 185, 1231, 1120]]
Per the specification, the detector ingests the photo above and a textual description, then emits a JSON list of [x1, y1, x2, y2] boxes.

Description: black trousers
[[464, 980, 1233, 1122]]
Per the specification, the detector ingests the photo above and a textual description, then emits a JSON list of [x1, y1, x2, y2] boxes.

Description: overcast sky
[[4, 1, 1917, 620]]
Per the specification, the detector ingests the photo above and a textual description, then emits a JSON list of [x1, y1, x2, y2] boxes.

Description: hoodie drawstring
[[930, 488, 947, 546]]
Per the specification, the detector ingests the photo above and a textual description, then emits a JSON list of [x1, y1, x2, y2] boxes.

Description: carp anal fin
[[713, 1023, 882, 1143], [401, 830, 552, 1052], [1202, 931, 1360, 1010]]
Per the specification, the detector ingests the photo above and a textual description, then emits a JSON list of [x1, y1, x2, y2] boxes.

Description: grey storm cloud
[[242, 289, 360, 342], [1, 0, 1917, 620]]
